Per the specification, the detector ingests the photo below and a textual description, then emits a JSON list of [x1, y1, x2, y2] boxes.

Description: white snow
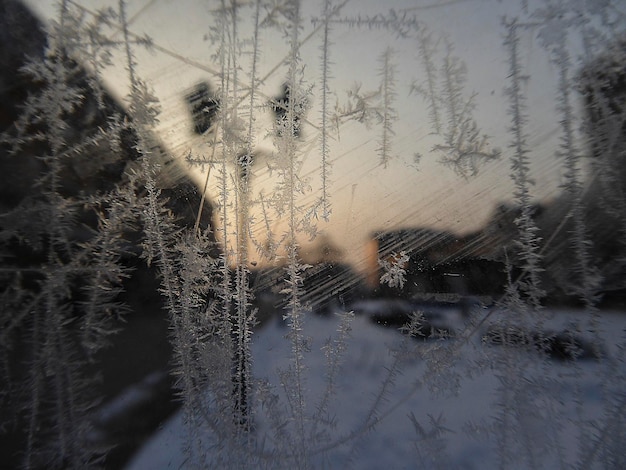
[[125, 303, 626, 469]]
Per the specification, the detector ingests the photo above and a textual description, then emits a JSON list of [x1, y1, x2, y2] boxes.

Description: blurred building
[[367, 226, 507, 301]]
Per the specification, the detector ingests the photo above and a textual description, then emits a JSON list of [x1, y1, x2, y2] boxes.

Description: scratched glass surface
[[3, 1, 626, 468]]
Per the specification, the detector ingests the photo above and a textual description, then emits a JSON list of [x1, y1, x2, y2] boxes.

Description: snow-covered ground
[[125, 302, 626, 469]]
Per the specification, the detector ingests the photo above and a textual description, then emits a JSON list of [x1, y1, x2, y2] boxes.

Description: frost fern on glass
[[0, 2, 133, 467]]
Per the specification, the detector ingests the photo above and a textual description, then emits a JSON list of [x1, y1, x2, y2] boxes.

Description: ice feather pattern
[[1, 0, 626, 469]]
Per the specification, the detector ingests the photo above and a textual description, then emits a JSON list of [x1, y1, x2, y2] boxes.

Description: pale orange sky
[[25, 0, 585, 270]]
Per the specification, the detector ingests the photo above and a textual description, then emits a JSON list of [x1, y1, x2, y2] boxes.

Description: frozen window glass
[[2, 0, 626, 468]]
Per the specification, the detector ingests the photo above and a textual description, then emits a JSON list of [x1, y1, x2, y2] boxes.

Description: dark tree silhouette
[[271, 83, 302, 137], [185, 81, 220, 135]]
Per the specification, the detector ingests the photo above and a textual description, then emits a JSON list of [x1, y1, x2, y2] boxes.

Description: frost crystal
[[379, 250, 410, 289]]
